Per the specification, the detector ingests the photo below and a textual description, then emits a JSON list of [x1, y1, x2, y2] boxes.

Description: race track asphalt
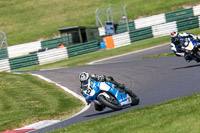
[[29, 44, 200, 132]]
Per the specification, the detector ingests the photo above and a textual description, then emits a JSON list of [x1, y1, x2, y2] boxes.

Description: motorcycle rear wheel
[[98, 95, 122, 110]]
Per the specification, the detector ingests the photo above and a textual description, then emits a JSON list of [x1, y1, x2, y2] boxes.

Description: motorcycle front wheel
[[98, 95, 122, 110], [129, 92, 140, 106], [195, 50, 200, 62]]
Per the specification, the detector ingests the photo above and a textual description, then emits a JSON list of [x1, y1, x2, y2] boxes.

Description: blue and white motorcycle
[[171, 38, 200, 62], [81, 78, 139, 111], [182, 38, 200, 62]]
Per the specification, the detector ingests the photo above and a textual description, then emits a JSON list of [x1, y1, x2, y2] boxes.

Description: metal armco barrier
[[0, 59, 10, 72], [116, 21, 135, 34], [177, 16, 199, 31], [112, 32, 131, 48], [41, 38, 61, 49], [9, 54, 39, 70], [129, 27, 153, 42], [8, 41, 41, 58], [41, 36, 72, 49], [0, 48, 8, 60], [134, 14, 166, 29], [67, 40, 99, 57], [38, 48, 68, 65], [165, 8, 194, 22], [193, 5, 200, 16], [152, 21, 178, 37]]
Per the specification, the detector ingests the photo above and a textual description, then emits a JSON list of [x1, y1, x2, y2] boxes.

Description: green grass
[[1, 1, 200, 132], [1, 0, 200, 46], [50, 92, 200, 133], [16, 27, 200, 72], [0, 72, 84, 132], [141, 52, 175, 59]]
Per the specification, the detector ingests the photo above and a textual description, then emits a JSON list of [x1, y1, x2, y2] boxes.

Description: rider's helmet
[[171, 31, 179, 42], [79, 72, 90, 90], [171, 31, 178, 38]]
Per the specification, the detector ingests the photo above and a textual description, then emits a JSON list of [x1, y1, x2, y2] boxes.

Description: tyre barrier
[[1, 5, 200, 72]]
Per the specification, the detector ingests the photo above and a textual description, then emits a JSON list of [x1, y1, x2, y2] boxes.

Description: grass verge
[[0, 72, 84, 132], [141, 52, 175, 59], [16, 28, 200, 72], [50, 92, 200, 133]]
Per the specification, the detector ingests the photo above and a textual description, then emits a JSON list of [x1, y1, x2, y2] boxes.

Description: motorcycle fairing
[[83, 80, 132, 106], [183, 40, 196, 52], [99, 82, 132, 106]]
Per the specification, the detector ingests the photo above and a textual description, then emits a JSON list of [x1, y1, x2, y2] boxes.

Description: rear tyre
[[98, 95, 122, 110]]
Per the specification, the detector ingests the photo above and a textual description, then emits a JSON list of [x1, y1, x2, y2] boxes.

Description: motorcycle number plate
[[84, 88, 95, 96]]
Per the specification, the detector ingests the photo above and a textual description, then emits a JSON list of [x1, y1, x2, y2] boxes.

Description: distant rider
[[79, 72, 132, 104], [170, 31, 200, 62]]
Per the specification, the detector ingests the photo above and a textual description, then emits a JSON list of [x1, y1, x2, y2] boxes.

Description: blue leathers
[[80, 73, 132, 104]]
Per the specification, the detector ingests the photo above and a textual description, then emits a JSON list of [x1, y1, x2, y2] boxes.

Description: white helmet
[[171, 31, 179, 43], [171, 31, 178, 38], [79, 72, 89, 82]]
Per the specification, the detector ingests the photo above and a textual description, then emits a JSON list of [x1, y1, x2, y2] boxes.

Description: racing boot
[[116, 83, 133, 96], [113, 82, 125, 93], [86, 99, 91, 105], [124, 88, 134, 97], [111, 80, 132, 95], [184, 54, 192, 62]]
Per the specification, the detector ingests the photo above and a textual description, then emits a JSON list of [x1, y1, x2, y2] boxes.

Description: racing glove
[[97, 75, 106, 82], [107, 76, 114, 81]]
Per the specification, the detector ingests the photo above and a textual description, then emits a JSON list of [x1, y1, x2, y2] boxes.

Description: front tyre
[[130, 92, 140, 106], [98, 95, 122, 110], [195, 50, 200, 62]]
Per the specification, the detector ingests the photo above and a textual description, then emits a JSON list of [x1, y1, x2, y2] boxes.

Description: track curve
[[30, 44, 200, 132]]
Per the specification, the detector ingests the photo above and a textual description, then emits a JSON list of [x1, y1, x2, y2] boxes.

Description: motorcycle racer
[[170, 31, 200, 62], [79, 72, 133, 104]]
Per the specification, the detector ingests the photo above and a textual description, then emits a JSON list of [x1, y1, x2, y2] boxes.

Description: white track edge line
[[19, 73, 90, 130]]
